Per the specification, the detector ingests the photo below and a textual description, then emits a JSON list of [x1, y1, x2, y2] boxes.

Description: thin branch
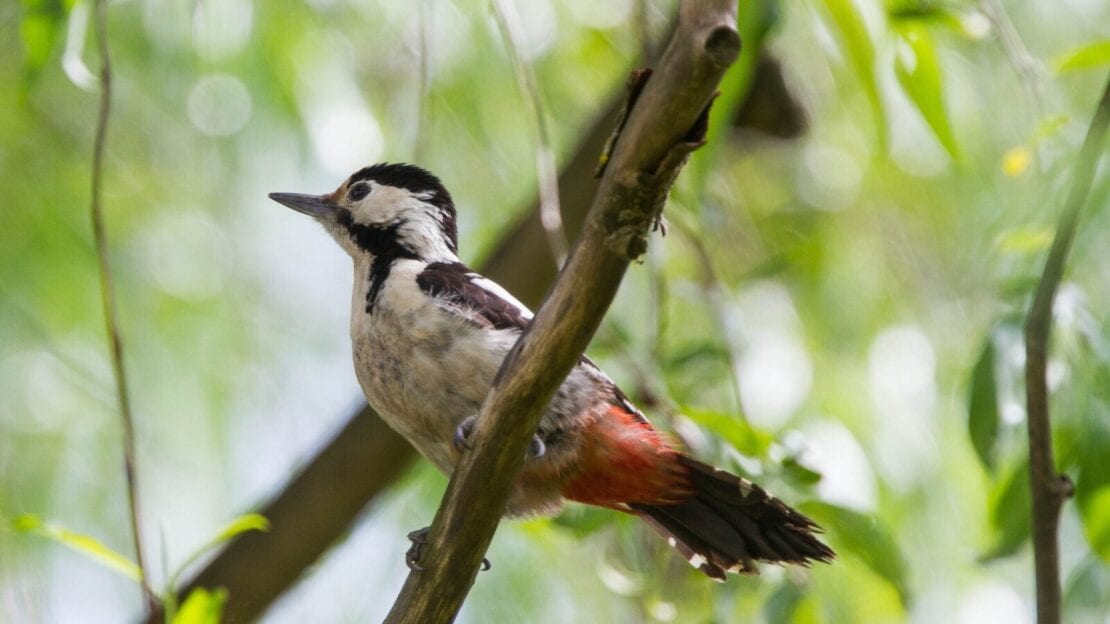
[[414, 0, 433, 164], [490, 0, 568, 267], [980, 0, 1049, 172], [89, 0, 155, 612], [384, 2, 740, 621], [1023, 73, 1110, 624]]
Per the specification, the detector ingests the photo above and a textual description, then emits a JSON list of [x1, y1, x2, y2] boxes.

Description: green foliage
[[981, 458, 1031, 561], [893, 21, 960, 159], [1055, 40, 1110, 73], [171, 588, 228, 624], [10, 514, 141, 582], [820, 0, 886, 148], [967, 335, 1000, 472], [800, 503, 911, 607], [18, 0, 71, 88]]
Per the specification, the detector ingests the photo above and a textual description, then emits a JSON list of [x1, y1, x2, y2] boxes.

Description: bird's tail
[[632, 455, 834, 581]]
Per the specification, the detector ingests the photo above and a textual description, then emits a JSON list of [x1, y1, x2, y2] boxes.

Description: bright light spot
[[805, 422, 877, 511], [310, 107, 385, 178], [868, 325, 939, 489], [187, 74, 253, 137], [739, 332, 812, 429], [869, 326, 935, 402], [139, 211, 230, 300], [958, 581, 1030, 624], [510, 0, 557, 59], [293, 43, 385, 177], [959, 11, 992, 39], [1002, 146, 1033, 177], [649, 601, 678, 622], [565, 0, 632, 29], [192, 0, 252, 62], [798, 143, 861, 210], [596, 561, 642, 596]]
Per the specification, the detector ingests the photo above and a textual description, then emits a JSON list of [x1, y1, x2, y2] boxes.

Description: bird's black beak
[[268, 192, 336, 219]]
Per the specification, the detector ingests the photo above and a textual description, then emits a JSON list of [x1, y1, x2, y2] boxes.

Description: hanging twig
[[384, 2, 740, 621], [1023, 73, 1110, 624], [490, 0, 568, 267], [89, 0, 155, 612]]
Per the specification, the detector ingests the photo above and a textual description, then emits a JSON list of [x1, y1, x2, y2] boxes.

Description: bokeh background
[[2, 0, 1109, 622]]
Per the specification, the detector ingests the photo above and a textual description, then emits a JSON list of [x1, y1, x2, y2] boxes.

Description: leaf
[[980, 458, 1031, 561], [763, 582, 804, 624], [213, 513, 270, 543], [895, 23, 959, 159], [11, 514, 141, 582], [682, 407, 774, 457], [967, 337, 1000, 472], [171, 587, 228, 624], [1054, 40, 1110, 73], [799, 502, 911, 606], [1076, 407, 1110, 561], [1063, 555, 1110, 615], [821, 0, 888, 149], [995, 225, 1053, 254], [19, 0, 70, 88], [781, 456, 823, 486], [551, 505, 612, 538], [167, 514, 270, 593]]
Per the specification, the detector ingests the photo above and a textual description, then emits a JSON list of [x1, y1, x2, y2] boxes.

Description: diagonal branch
[[1023, 73, 1110, 624], [383, 2, 740, 622], [89, 0, 156, 612]]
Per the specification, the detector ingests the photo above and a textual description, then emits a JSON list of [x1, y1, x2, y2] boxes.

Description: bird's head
[[269, 163, 459, 262]]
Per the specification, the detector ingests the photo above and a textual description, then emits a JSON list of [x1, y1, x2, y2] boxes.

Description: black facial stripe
[[336, 208, 418, 313]]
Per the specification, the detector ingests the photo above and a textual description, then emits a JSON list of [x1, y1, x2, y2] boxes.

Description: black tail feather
[[633, 455, 834, 580]]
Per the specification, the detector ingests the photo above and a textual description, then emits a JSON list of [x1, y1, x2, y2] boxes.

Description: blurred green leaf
[[212, 513, 270, 543], [763, 582, 804, 624], [821, 0, 888, 149], [799, 502, 911, 606], [995, 225, 1054, 254], [981, 458, 1031, 561], [781, 456, 823, 486], [895, 23, 959, 159], [551, 505, 612, 538], [1054, 39, 1110, 73], [967, 336, 1000, 472], [682, 407, 774, 457], [1063, 555, 1110, 617], [1076, 406, 1110, 561], [167, 514, 270, 592], [11, 514, 141, 582], [19, 0, 69, 88], [171, 587, 228, 624]]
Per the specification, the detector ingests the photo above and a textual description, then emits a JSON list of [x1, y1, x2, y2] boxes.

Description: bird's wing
[[415, 261, 532, 331], [416, 261, 650, 424]]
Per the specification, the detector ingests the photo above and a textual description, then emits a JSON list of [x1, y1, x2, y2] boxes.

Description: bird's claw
[[528, 433, 546, 459], [454, 417, 546, 461], [453, 416, 476, 452], [405, 526, 490, 572], [406, 527, 430, 571]]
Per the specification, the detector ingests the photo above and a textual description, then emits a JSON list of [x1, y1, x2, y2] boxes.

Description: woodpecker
[[269, 163, 833, 580]]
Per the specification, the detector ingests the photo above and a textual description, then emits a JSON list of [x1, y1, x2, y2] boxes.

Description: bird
[[269, 162, 834, 580]]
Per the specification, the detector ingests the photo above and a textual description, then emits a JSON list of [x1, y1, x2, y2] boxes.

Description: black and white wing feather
[[415, 262, 532, 331]]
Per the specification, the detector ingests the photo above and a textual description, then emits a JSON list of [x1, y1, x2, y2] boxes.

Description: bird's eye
[[348, 183, 371, 202]]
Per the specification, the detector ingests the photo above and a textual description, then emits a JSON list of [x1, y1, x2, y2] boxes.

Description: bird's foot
[[454, 416, 546, 460], [405, 526, 490, 572]]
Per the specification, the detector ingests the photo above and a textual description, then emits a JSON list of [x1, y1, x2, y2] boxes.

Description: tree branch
[[1023, 73, 1110, 624], [383, 2, 740, 622], [89, 0, 156, 612]]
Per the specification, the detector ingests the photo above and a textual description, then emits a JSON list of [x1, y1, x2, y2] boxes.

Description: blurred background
[[2, 0, 1109, 622]]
